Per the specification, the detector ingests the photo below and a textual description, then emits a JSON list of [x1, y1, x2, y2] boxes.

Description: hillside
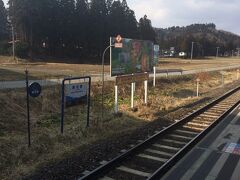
[[155, 23, 240, 57]]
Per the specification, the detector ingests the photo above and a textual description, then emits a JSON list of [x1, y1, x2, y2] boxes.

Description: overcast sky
[[128, 0, 240, 35], [3, 0, 240, 35]]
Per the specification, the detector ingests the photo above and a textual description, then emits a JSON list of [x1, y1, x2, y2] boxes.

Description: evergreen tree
[[121, 0, 138, 38], [88, 0, 108, 57], [75, 0, 88, 57], [138, 15, 156, 42], [0, 0, 8, 40], [108, 0, 138, 39], [109, 0, 125, 36]]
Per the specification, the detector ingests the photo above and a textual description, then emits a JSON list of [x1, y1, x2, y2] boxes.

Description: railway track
[[80, 86, 240, 180]]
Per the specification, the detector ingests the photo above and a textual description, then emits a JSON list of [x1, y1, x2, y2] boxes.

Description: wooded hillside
[[156, 23, 240, 57], [0, 0, 239, 61]]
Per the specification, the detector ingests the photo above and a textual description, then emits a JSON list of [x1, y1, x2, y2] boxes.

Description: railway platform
[[163, 104, 240, 180]]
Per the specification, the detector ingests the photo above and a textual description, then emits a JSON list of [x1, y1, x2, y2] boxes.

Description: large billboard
[[111, 38, 154, 77]]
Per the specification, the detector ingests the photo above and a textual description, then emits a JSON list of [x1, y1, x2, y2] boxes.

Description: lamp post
[[216, 47, 220, 58], [101, 44, 114, 119], [191, 42, 194, 61]]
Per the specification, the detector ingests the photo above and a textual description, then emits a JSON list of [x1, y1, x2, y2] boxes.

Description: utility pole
[[10, 0, 16, 61], [232, 50, 234, 57], [216, 47, 220, 58], [12, 25, 15, 60], [191, 42, 194, 61]]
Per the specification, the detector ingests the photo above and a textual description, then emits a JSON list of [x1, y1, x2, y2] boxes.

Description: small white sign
[[115, 43, 123, 48], [65, 83, 88, 107], [154, 45, 159, 51]]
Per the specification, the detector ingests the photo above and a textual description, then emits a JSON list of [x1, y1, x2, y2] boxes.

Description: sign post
[[114, 85, 118, 114], [237, 69, 239, 80], [153, 67, 156, 87], [144, 79, 148, 104], [221, 71, 225, 86], [196, 78, 200, 97], [61, 76, 91, 133], [131, 82, 134, 109], [25, 70, 31, 147], [25, 70, 42, 147], [153, 45, 159, 87]]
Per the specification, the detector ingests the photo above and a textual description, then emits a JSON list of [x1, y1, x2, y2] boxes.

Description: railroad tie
[[175, 129, 198, 135], [117, 166, 151, 177], [137, 153, 168, 163], [161, 138, 186, 145], [168, 134, 193, 140], [153, 144, 179, 151], [145, 149, 173, 157], [99, 176, 115, 180]]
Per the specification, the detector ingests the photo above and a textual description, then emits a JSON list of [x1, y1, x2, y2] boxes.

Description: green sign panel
[[111, 38, 154, 76]]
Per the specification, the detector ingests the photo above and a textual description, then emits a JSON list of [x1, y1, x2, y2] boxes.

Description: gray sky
[[128, 0, 240, 35], [3, 0, 240, 35]]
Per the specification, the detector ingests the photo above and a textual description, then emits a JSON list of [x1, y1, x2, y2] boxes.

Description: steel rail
[[80, 86, 240, 180]]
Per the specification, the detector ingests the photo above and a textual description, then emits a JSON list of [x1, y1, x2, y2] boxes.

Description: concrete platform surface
[[163, 104, 240, 180]]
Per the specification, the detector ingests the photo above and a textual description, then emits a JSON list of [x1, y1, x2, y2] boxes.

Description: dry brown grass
[[159, 57, 240, 70], [0, 68, 239, 179], [0, 56, 240, 81]]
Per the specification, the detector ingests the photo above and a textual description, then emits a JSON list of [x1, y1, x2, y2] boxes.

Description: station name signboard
[[65, 83, 88, 107], [111, 37, 154, 77]]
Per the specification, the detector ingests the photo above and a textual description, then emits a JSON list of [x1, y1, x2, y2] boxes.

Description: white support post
[[153, 66, 156, 87], [222, 73, 224, 86], [237, 69, 239, 80], [133, 82, 136, 92], [144, 80, 148, 104], [114, 85, 118, 114], [196, 78, 200, 97], [131, 82, 134, 109]]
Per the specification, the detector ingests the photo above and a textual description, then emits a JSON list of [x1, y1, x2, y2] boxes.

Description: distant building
[[179, 52, 187, 58]]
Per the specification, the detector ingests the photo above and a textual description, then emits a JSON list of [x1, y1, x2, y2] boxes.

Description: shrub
[[195, 72, 211, 82]]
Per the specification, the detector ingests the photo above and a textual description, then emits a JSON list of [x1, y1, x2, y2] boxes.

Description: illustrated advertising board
[[110, 37, 154, 77], [65, 83, 88, 107]]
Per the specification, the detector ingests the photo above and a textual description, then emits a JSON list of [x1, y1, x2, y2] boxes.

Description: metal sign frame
[[61, 76, 91, 133]]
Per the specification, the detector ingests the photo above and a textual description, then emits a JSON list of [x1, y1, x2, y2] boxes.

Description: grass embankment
[[0, 69, 239, 179]]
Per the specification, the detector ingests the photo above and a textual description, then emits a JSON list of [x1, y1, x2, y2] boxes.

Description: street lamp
[[216, 47, 220, 58], [101, 43, 114, 119], [191, 42, 194, 61]]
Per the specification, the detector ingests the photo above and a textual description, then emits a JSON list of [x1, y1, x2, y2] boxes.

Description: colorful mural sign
[[111, 38, 154, 76]]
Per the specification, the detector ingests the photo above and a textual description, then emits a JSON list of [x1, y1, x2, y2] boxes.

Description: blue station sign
[[28, 82, 41, 97]]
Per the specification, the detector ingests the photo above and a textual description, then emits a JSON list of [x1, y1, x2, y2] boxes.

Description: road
[[1, 64, 240, 89]]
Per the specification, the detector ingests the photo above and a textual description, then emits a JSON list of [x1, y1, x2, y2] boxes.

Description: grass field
[[0, 66, 240, 179], [1, 55, 240, 179], [0, 55, 240, 81], [159, 57, 240, 70]]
